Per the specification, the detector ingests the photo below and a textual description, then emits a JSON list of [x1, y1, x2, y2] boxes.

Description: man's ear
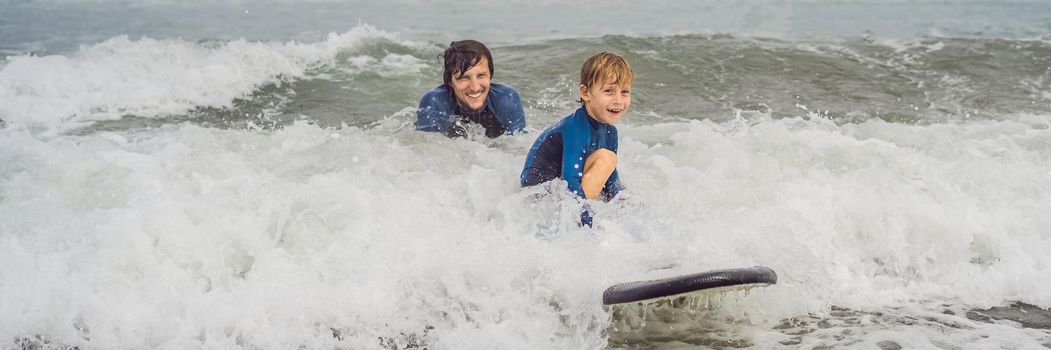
[[578, 84, 589, 102]]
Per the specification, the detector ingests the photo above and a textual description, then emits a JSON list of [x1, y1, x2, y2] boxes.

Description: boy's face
[[450, 57, 491, 112], [579, 79, 631, 125]]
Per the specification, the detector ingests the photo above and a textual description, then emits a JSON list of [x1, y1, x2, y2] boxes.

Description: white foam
[[0, 25, 405, 136], [341, 53, 428, 77], [2, 114, 1049, 348]]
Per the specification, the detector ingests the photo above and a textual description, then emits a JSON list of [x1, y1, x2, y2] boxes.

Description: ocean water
[[2, 0, 1051, 349]]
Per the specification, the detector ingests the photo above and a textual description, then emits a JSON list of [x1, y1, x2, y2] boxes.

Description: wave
[[0, 25, 416, 137], [2, 114, 1049, 348], [3, 28, 1050, 139]]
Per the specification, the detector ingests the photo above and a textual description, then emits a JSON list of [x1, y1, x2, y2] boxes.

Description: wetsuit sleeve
[[602, 131, 623, 199], [415, 87, 454, 132], [560, 121, 590, 198], [496, 87, 521, 132]]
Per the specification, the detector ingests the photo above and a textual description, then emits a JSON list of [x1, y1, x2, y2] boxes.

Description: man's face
[[451, 57, 491, 112], [580, 79, 631, 125]]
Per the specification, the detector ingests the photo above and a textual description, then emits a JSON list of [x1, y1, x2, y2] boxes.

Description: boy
[[416, 40, 526, 138], [520, 52, 632, 225]]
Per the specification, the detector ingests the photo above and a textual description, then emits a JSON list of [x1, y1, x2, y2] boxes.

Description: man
[[416, 40, 526, 138]]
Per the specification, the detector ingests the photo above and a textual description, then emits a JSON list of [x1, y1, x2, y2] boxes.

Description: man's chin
[[454, 96, 482, 110], [462, 101, 486, 112]]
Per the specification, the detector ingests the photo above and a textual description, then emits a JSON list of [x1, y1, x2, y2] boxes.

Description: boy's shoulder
[[556, 108, 593, 133]]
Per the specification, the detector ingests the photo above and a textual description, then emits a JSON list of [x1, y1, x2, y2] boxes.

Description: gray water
[[73, 34, 1051, 134]]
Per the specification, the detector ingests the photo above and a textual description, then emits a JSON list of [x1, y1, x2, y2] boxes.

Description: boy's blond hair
[[579, 52, 633, 103]]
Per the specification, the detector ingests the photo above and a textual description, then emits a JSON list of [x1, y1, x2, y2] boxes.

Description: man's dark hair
[[442, 40, 494, 87]]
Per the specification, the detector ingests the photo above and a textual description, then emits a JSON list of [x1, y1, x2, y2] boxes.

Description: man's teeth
[[467, 92, 483, 98]]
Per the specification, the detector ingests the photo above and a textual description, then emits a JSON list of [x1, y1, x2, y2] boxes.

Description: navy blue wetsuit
[[521, 107, 624, 201], [416, 84, 526, 138]]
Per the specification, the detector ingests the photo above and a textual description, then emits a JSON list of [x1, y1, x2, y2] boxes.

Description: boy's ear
[[578, 84, 589, 102]]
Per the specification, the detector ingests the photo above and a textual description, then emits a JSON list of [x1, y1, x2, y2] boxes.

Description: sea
[[2, 0, 1050, 349]]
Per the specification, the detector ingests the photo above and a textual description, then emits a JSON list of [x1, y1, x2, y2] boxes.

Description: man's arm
[[489, 84, 526, 134]]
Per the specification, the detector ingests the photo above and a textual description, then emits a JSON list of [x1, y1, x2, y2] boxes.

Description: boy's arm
[[602, 129, 623, 200], [415, 87, 454, 132], [560, 122, 590, 198]]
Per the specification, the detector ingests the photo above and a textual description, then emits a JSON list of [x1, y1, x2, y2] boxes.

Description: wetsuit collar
[[456, 104, 487, 119], [575, 106, 606, 130]]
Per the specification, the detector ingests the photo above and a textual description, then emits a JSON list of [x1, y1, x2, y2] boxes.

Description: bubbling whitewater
[[3, 114, 1050, 348], [2, 0, 1051, 348]]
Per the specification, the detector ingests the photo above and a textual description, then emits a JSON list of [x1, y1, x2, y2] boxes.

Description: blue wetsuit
[[521, 107, 624, 201], [416, 84, 526, 138]]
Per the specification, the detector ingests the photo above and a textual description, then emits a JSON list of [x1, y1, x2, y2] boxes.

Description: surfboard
[[602, 266, 777, 306]]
